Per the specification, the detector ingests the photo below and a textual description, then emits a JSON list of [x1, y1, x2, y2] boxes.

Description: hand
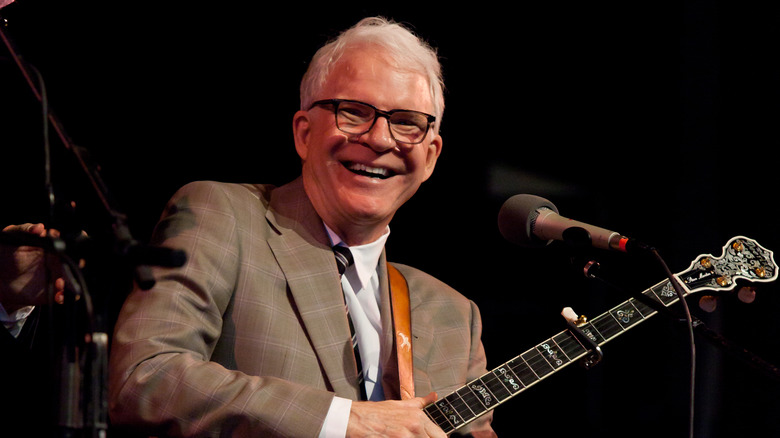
[[0, 223, 66, 311], [346, 392, 447, 438]]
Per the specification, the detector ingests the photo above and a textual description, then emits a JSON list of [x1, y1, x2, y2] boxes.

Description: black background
[[2, 1, 779, 437]]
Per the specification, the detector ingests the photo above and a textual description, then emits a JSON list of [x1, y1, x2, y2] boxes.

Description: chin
[[343, 198, 396, 223]]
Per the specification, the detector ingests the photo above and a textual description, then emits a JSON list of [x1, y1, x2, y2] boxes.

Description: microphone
[[497, 194, 649, 253]]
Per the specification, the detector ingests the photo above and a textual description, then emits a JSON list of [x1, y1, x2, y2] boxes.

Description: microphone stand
[[1, 13, 185, 438]]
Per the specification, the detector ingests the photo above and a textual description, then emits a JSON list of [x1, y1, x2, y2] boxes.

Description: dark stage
[[2, 1, 778, 437]]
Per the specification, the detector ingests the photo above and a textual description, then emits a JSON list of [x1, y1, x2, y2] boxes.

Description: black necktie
[[332, 245, 367, 400], [333, 245, 353, 276]]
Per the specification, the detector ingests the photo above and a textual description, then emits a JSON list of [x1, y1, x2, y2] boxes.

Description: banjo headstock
[[675, 236, 777, 296]]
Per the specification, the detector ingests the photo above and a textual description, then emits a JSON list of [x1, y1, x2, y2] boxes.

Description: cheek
[[409, 148, 436, 177], [301, 145, 345, 188], [296, 112, 344, 161]]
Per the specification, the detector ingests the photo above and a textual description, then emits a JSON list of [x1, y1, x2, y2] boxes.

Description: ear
[[292, 110, 311, 161], [422, 134, 443, 181]]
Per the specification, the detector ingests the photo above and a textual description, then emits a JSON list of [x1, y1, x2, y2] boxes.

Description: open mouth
[[344, 162, 394, 179]]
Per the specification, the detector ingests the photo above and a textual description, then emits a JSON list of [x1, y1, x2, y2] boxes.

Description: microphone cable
[[649, 247, 696, 438]]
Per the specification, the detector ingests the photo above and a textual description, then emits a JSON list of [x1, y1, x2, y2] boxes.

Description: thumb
[[416, 391, 438, 408]]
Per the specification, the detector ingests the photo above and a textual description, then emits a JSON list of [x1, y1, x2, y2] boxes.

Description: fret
[[577, 321, 605, 345], [451, 390, 477, 421], [481, 369, 513, 401], [493, 365, 524, 393], [466, 377, 500, 410], [590, 312, 622, 340], [507, 356, 540, 387], [646, 281, 665, 303], [630, 299, 650, 318], [521, 348, 554, 378], [454, 386, 481, 418], [553, 330, 589, 361], [435, 398, 461, 430], [535, 338, 571, 369], [632, 293, 659, 316], [641, 285, 666, 306], [423, 403, 453, 433], [608, 300, 644, 330], [650, 279, 679, 305]]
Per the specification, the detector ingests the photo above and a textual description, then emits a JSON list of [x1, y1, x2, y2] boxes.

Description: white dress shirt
[[0, 303, 35, 338], [319, 225, 390, 437]]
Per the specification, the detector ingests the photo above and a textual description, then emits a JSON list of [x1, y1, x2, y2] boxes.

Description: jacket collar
[[264, 177, 362, 399]]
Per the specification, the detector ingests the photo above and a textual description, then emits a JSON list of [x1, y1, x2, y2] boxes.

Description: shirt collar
[[0, 303, 35, 337], [325, 225, 390, 290]]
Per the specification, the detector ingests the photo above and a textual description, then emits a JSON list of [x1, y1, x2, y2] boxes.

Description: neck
[[328, 222, 390, 247]]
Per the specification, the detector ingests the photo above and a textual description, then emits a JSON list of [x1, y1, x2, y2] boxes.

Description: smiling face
[[293, 46, 442, 245]]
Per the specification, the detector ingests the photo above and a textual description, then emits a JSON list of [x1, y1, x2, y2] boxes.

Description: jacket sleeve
[[395, 264, 497, 437], [108, 181, 333, 437]]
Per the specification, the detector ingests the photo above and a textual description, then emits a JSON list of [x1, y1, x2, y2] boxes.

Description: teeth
[[347, 162, 391, 178]]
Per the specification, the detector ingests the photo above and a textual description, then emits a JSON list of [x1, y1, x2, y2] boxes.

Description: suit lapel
[[377, 255, 395, 369], [264, 178, 361, 400]]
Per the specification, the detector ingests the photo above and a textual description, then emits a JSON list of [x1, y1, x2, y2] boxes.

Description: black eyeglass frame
[[309, 98, 436, 145]]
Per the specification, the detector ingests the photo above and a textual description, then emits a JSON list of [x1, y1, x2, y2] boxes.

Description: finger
[[417, 393, 447, 438], [424, 420, 448, 438], [33, 223, 49, 237], [55, 277, 66, 294], [3, 223, 41, 234], [416, 391, 438, 408], [26, 223, 46, 236]]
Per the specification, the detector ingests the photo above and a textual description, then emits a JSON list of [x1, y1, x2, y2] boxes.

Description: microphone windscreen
[[497, 194, 559, 247]]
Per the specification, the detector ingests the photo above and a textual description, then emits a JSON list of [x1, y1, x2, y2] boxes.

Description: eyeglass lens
[[336, 101, 430, 144]]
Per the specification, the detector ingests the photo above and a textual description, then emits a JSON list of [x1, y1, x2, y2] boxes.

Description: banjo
[[423, 236, 778, 434]]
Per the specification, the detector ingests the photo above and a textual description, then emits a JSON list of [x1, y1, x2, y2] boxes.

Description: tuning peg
[[716, 276, 732, 287], [737, 287, 756, 304]]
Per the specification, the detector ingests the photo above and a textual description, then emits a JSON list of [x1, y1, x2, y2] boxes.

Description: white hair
[[299, 17, 445, 132]]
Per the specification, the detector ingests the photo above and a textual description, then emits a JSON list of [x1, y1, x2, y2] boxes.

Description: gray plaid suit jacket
[[108, 177, 494, 437]]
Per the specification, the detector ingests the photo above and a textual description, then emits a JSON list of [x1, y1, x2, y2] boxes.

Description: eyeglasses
[[310, 99, 436, 145]]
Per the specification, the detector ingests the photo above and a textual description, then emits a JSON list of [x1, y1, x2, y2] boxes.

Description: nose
[[361, 116, 397, 153]]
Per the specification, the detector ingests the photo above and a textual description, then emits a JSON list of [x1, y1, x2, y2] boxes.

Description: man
[[1, 223, 69, 436], [109, 17, 496, 437]]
